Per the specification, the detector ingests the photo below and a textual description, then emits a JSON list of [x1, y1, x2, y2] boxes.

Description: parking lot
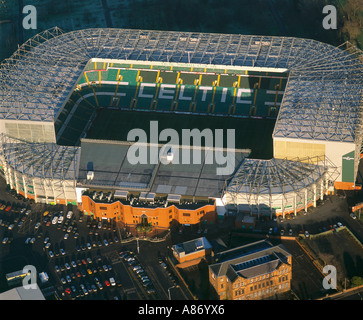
[[256, 193, 362, 239], [0, 176, 192, 300]]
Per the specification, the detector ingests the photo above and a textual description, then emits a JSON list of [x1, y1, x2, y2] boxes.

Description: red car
[[105, 280, 110, 287], [65, 287, 71, 294], [76, 272, 81, 278], [82, 259, 87, 265], [5, 206, 11, 212]]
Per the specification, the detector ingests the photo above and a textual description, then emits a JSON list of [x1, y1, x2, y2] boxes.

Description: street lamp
[[168, 286, 176, 300]]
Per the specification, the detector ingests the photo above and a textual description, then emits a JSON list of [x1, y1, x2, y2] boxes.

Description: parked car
[[110, 277, 116, 286], [350, 213, 357, 220], [57, 215, 64, 224], [67, 211, 73, 219]]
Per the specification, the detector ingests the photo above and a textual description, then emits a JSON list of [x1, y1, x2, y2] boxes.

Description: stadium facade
[[0, 27, 362, 224]]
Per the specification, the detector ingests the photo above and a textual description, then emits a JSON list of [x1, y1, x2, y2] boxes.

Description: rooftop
[[77, 138, 249, 198], [209, 239, 291, 281], [0, 27, 361, 143], [172, 237, 213, 256]]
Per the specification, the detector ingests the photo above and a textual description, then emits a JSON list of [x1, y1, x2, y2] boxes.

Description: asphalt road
[[256, 193, 362, 238]]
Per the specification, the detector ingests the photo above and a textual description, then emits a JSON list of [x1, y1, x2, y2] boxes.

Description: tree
[[350, 276, 363, 288], [341, 19, 361, 42]]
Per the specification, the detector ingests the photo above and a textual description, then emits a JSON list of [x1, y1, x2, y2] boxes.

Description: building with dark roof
[[172, 237, 213, 267], [209, 239, 291, 300]]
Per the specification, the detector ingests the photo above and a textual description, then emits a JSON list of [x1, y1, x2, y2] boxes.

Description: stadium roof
[[224, 156, 334, 196], [0, 285, 45, 300], [0, 27, 362, 144], [77, 138, 249, 197], [0, 133, 80, 180]]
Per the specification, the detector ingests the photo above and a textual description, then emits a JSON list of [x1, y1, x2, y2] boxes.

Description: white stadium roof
[[0, 27, 361, 142], [0, 28, 362, 201]]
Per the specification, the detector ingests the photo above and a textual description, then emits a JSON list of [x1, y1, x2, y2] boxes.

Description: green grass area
[[86, 108, 275, 159]]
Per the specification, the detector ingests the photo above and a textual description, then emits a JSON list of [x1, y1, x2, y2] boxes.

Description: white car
[[58, 216, 64, 224], [67, 211, 73, 219], [110, 277, 116, 286], [8, 224, 14, 230], [350, 213, 357, 220], [337, 222, 343, 228], [304, 231, 310, 238], [52, 216, 58, 224]]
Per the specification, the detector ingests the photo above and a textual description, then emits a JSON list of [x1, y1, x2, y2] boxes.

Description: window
[[183, 213, 190, 217]]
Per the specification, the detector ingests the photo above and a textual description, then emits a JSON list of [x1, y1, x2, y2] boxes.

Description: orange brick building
[[209, 239, 292, 300], [81, 194, 216, 229]]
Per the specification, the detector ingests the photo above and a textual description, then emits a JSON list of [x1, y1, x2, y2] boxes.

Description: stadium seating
[[56, 62, 288, 145]]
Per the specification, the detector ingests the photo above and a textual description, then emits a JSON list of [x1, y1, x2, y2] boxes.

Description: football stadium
[[0, 27, 362, 227]]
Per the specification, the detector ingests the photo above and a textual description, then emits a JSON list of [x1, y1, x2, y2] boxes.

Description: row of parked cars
[[119, 250, 156, 295], [1, 205, 32, 244], [56, 253, 119, 299]]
